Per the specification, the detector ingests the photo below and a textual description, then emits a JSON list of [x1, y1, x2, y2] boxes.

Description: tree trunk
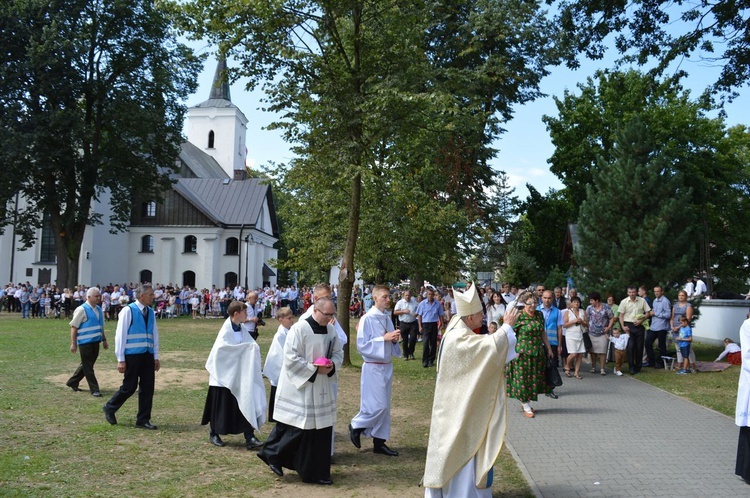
[[337, 172, 362, 366], [52, 222, 84, 289]]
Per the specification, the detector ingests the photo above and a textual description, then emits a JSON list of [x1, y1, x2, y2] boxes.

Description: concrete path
[[504, 367, 748, 497]]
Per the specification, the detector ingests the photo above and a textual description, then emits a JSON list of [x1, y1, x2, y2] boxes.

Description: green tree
[[497, 241, 538, 288], [575, 117, 695, 296], [544, 70, 750, 291], [514, 185, 575, 275], [0, 0, 202, 288], [556, 0, 750, 95], [179, 0, 569, 362]]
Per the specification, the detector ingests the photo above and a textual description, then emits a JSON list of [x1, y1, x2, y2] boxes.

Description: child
[[190, 293, 199, 319], [715, 338, 742, 365], [488, 321, 498, 334], [262, 307, 295, 422], [609, 329, 629, 376], [676, 316, 693, 374]]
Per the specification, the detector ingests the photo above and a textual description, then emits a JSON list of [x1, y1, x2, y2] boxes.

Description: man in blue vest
[[103, 283, 160, 429], [538, 290, 563, 399], [66, 287, 108, 397]]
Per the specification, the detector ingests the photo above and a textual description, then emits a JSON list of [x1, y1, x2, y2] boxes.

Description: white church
[[0, 59, 279, 290]]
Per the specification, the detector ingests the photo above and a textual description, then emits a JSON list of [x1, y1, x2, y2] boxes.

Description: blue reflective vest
[[538, 305, 562, 346], [124, 303, 155, 355], [77, 302, 104, 345]]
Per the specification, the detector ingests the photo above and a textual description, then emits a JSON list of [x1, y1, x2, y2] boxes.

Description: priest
[[202, 300, 267, 449], [257, 296, 343, 485], [422, 283, 518, 497]]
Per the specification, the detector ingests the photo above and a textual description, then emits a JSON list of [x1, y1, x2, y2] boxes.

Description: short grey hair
[[86, 287, 100, 298], [134, 283, 153, 298]]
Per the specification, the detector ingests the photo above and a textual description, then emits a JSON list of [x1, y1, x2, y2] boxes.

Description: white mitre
[[454, 282, 483, 317]]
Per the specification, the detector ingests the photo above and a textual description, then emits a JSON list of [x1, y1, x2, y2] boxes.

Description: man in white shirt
[[694, 276, 707, 297], [394, 290, 418, 360], [684, 277, 695, 298]]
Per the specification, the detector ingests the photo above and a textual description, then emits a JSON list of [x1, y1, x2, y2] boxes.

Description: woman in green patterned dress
[[506, 290, 554, 418]]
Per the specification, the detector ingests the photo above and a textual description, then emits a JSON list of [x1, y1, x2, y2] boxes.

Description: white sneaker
[[615, 370, 623, 376]]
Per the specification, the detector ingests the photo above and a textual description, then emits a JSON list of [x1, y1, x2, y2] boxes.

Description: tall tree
[[575, 117, 695, 296], [0, 0, 202, 288], [556, 0, 750, 95], [179, 0, 569, 362], [514, 185, 575, 276], [544, 69, 750, 290]]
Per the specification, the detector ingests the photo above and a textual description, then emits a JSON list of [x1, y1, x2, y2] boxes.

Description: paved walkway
[[504, 366, 747, 497]]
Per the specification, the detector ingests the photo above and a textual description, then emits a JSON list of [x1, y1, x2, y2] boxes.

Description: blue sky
[[185, 45, 750, 200]]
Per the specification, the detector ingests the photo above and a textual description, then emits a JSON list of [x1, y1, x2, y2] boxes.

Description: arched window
[[208, 130, 215, 148], [183, 270, 196, 288], [184, 235, 197, 253], [225, 237, 239, 255], [141, 235, 154, 253], [140, 270, 152, 284], [224, 272, 238, 289]]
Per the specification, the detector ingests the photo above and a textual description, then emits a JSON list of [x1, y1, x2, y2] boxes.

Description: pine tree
[[575, 117, 695, 296]]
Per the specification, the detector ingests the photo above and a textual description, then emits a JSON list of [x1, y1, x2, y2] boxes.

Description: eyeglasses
[[524, 301, 536, 306], [315, 308, 336, 317]]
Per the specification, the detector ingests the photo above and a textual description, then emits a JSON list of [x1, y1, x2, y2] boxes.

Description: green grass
[[0, 313, 532, 497]]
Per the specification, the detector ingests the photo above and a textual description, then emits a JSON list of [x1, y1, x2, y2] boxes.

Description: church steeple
[[186, 55, 248, 180], [208, 57, 231, 102]]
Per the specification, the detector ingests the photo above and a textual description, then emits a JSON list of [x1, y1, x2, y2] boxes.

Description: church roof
[[177, 142, 228, 179], [173, 178, 279, 236]]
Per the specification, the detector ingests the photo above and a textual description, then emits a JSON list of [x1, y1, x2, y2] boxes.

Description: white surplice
[[350, 306, 401, 440]]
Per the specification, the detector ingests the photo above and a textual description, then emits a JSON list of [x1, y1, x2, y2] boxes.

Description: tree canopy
[[544, 69, 750, 292], [575, 117, 695, 296], [178, 0, 572, 360], [0, 0, 202, 287], [556, 0, 750, 96]]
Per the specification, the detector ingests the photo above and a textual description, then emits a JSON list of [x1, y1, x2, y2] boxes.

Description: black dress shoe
[[135, 421, 158, 430], [102, 406, 117, 425], [545, 391, 559, 399], [91, 391, 102, 397], [257, 451, 283, 476], [67, 383, 83, 392], [349, 423, 362, 449], [313, 478, 333, 485], [210, 434, 225, 447], [246, 436, 263, 450], [374, 443, 399, 456], [269, 464, 283, 477]]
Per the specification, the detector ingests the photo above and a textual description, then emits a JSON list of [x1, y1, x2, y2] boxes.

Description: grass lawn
[[0, 313, 533, 497]]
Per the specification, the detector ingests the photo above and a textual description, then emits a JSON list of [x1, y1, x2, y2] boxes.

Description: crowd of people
[[39, 273, 746, 495]]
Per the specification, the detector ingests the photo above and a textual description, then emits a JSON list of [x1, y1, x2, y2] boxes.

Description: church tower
[[186, 58, 249, 179]]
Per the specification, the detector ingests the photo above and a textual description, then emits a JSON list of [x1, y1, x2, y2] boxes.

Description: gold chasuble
[[423, 316, 510, 489]]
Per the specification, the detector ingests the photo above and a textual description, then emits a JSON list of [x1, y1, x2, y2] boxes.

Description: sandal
[[601, 369, 606, 376], [575, 374, 583, 380], [565, 369, 571, 377], [523, 410, 535, 418], [589, 367, 596, 374]]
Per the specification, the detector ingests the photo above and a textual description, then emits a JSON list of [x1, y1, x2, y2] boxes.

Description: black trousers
[[646, 329, 669, 367], [400, 320, 418, 357], [67, 342, 100, 392], [421, 322, 438, 366], [625, 322, 646, 372], [105, 352, 155, 425]]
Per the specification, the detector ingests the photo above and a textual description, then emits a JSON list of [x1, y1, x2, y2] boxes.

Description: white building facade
[[0, 59, 278, 290]]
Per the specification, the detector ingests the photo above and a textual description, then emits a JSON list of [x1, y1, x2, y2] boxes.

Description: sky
[[184, 42, 750, 201]]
